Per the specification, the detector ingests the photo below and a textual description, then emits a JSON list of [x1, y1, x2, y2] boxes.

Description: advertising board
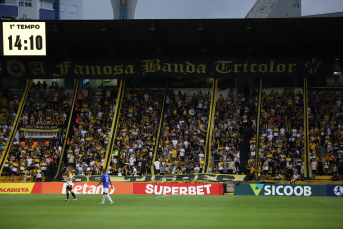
[[133, 183, 223, 195], [235, 184, 327, 196], [326, 185, 343, 197], [0, 182, 42, 194], [42, 182, 132, 194]]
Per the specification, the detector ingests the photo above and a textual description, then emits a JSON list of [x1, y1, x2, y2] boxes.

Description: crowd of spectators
[[3, 137, 60, 181], [66, 88, 212, 176], [151, 90, 211, 175], [106, 89, 165, 176], [64, 87, 116, 176], [20, 82, 70, 127], [0, 89, 19, 152], [3, 83, 343, 181], [209, 90, 257, 175], [1, 82, 68, 181], [65, 87, 343, 180], [209, 89, 343, 181], [307, 91, 343, 179]]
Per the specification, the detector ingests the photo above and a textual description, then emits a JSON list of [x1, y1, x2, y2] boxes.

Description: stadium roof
[[39, 17, 343, 58], [302, 12, 343, 18]]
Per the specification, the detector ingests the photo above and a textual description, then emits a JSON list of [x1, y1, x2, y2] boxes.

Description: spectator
[[291, 172, 300, 184], [311, 158, 317, 179], [332, 172, 339, 181]]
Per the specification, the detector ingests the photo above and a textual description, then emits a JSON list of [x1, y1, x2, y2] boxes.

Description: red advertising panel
[[42, 182, 132, 194], [133, 183, 223, 195], [0, 182, 42, 194]]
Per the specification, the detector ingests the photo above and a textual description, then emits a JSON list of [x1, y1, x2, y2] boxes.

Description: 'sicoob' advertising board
[[235, 184, 327, 196]]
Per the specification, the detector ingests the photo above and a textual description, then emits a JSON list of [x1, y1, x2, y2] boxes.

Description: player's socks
[[71, 192, 76, 199], [106, 194, 113, 203], [66, 192, 69, 200], [102, 195, 106, 204]]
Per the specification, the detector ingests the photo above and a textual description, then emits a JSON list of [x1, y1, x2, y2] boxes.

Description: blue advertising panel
[[327, 185, 343, 197]]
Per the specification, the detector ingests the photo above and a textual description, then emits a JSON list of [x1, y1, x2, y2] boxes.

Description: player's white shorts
[[103, 188, 108, 193]]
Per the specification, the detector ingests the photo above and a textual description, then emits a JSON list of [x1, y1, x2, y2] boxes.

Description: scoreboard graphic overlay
[[2, 22, 46, 56]]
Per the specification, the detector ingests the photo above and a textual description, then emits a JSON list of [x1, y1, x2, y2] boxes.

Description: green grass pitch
[[0, 194, 342, 229]]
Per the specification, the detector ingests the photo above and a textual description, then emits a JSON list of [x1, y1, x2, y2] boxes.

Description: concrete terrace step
[[0, 176, 47, 182]]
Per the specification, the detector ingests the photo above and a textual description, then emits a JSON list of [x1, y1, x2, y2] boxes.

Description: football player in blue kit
[[97, 169, 114, 205]]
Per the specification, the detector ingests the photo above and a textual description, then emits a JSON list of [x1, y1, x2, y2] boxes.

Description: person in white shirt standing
[[129, 155, 136, 170], [154, 160, 160, 175]]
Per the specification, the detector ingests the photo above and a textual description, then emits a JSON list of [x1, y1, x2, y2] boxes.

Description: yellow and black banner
[[21, 125, 59, 130], [20, 128, 60, 132], [3, 57, 332, 79]]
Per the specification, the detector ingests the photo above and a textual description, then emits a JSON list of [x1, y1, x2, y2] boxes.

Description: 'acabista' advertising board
[[235, 184, 327, 196], [42, 182, 132, 194], [0, 183, 42, 194], [133, 183, 223, 195]]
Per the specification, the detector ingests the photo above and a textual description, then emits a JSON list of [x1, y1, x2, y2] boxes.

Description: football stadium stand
[[0, 19, 343, 184]]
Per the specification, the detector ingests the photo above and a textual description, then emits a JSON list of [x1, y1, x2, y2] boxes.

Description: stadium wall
[[2, 182, 343, 197]]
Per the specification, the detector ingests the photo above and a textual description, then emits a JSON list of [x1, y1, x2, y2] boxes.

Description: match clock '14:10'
[[2, 22, 46, 56], [8, 35, 43, 51]]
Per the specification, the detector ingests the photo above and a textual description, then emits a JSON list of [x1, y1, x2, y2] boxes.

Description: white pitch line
[[155, 195, 168, 198], [117, 212, 337, 215]]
